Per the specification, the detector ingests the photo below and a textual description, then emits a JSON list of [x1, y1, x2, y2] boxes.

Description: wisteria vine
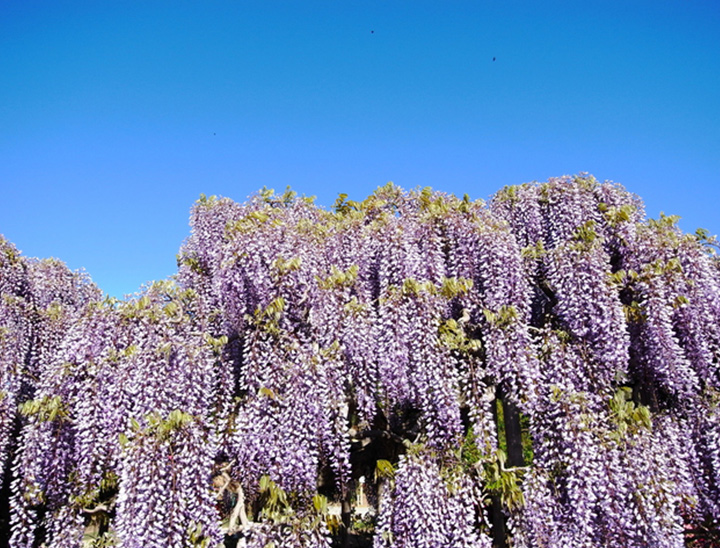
[[0, 174, 719, 547]]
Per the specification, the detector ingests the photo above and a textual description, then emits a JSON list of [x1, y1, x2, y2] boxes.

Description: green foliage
[[573, 173, 599, 190], [333, 193, 361, 215], [695, 227, 711, 241], [351, 512, 376, 535], [19, 395, 68, 423], [438, 277, 473, 299], [259, 185, 297, 207], [259, 386, 277, 400], [481, 449, 525, 511], [118, 293, 164, 323], [614, 259, 687, 323], [197, 193, 218, 207], [82, 530, 117, 548], [608, 387, 652, 442], [384, 276, 473, 301], [598, 202, 636, 226], [649, 212, 681, 229], [460, 427, 482, 468], [417, 186, 450, 215], [342, 296, 368, 315], [311, 493, 342, 536], [250, 296, 286, 335], [375, 459, 396, 480], [644, 257, 683, 277], [99, 471, 119, 494], [623, 300, 646, 324], [518, 412, 534, 465], [204, 333, 228, 356], [161, 300, 185, 323], [43, 301, 65, 321], [317, 264, 359, 290], [226, 208, 283, 235], [271, 256, 303, 278], [416, 187, 479, 216], [258, 475, 291, 521], [0, 238, 20, 264], [521, 240, 546, 261], [438, 316, 482, 355], [607, 269, 630, 288], [127, 409, 196, 442], [399, 277, 424, 297], [495, 184, 523, 204], [572, 219, 599, 246], [483, 305, 518, 329]]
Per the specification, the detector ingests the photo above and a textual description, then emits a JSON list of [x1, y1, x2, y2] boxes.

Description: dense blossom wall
[[0, 175, 719, 547]]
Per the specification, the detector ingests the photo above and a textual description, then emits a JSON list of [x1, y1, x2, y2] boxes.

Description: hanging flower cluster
[[0, 174, 719, 547], [6, 281, 223, 547]]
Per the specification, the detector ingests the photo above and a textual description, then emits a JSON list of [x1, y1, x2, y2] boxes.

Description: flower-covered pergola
[[1, 175, 718, 547]]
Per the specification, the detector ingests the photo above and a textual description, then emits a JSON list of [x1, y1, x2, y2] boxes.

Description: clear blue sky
[[1, 0, 718, 298]]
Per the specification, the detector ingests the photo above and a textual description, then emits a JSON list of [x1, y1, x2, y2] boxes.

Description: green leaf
[[313, 493, 328, 514], [375, 459, 395, 479]]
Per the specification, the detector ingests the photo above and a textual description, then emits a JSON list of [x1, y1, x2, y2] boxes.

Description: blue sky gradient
[[1, 0, 719, 298]]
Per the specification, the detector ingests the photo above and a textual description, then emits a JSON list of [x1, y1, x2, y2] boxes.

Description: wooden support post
[[490, 392, 508, 548], [501, 396, 525, 468], [341, 490, 352, 548]]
